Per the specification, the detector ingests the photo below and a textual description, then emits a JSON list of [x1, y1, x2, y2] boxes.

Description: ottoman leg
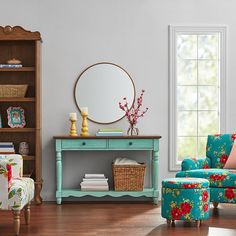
[[196, 220, 201, 228], [167, 219, 172, 226], [213, 202, 219, 208]]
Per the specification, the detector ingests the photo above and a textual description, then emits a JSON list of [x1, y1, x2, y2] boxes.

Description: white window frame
[[169, 25, 227, 171]]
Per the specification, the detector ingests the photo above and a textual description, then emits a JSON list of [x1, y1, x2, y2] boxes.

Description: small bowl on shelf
[[7, 58, 22, 65]]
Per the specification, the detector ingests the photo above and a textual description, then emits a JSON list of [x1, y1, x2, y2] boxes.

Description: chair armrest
[[0, 159, 11, 209], [4, 154, 23, 178], [181, 157, 211, 171]]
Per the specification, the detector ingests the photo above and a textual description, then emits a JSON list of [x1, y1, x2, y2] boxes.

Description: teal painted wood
[[56, 188, 155, 198], [62, 139, 107, 149], [152, 139, 159, 205], [108, 139, 153, 149], [56, 139, 62, 204], [54, 136, 161, 204]]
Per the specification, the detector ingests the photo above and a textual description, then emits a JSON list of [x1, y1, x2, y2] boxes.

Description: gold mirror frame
[[74, 62, 136, 124]]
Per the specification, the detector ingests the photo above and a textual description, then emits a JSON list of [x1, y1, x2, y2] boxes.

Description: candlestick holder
[[80, 112, 89, 136], [69, 118, 78, 136]]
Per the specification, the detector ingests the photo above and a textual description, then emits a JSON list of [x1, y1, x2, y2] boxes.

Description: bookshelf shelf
[[0, 97, 35, 102], [0, 67, 35, 72], [23, 155, 35, 161], [0, 25, 42, 204], [0, 128, 36, 132]]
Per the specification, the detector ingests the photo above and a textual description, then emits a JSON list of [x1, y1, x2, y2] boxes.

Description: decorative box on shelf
[[0, 84, 28, 98]]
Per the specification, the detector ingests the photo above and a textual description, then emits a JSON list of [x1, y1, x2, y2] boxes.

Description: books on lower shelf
[[0, 142, 15, 154], [96, 128, 123, 136], [0, 64, 23, 68], [80, 173, 109, 191]]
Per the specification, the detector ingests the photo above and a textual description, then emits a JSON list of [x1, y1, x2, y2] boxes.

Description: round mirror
[[74, 62, 135, 124]]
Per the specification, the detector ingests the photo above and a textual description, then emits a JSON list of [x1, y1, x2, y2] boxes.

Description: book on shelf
[[0, 142, 15, 153], [84, 174, 105, 178], [81, 173, 109, 191], [98, 128, 123, 132], [82, 178, 108, 182], [96, 132, 123, 137], [80, 181, 108, 186], [0, 64, 23, 68], [0, 142, 14, 146], [0, 145, 14, 148], [0, 148, 15, 152]]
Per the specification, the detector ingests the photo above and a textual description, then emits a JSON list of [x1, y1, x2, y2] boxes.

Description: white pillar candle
[[69, 112, 77, 120], [81, 107, 88, 114]]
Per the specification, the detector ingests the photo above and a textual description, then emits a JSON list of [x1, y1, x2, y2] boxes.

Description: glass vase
[[127, 124, 139, 136]]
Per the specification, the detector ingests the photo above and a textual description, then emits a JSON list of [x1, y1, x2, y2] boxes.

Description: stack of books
[[0, 64, 22, 68], [96, 128, 123, 136], [0, 142, 15, 154], [80, 174, 109, 191]]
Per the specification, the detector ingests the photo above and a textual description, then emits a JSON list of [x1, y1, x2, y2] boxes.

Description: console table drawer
[[61, 139, 106, 149], [109, 139, 153, 149]]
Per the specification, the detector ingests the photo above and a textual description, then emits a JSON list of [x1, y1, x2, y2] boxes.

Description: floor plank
[[0, 203, 236, 236]]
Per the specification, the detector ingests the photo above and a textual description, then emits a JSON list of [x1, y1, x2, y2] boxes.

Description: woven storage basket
[[0, 85, 28, 97], [113, 163, 146, 191]]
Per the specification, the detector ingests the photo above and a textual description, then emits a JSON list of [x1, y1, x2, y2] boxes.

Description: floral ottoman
[[161, 178, 210, 227]]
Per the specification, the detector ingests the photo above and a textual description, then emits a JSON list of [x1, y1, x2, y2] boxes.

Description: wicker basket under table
[[112, 163, 146, 191]]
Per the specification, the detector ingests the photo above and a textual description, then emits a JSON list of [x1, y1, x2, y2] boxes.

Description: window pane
[[177, 86, 197, 110], [198, 111, 219, 136], [177, 137, 197, 162], [171, 27, 223, 170], [177, 59, 197, 85], [198, 34, 219, 59], [177, 34, 197, 59], [178, 111, 197, 136], [198, 60, 219, 85], [198, 137, 208, 157], [198, 86, 218, 110]]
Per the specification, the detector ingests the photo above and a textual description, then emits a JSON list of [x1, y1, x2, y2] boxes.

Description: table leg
[[152, 149, 159, 204], [56, 151, 62, 205]]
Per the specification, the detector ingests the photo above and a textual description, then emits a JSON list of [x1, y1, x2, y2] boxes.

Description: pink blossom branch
[[118, 90, 148, 125]]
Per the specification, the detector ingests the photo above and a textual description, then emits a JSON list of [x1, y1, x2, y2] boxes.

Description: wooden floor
[[0, 202, 236, 236]]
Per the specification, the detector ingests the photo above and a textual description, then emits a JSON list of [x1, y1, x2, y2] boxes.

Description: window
[[169, 26, 227, 171]]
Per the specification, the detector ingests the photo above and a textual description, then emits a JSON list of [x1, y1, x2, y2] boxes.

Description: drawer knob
[[129, 142, 133, 146], [82, 142, 86, 146]]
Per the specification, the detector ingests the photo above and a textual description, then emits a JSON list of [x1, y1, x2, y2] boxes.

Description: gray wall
[[0, 0, 235, 201]]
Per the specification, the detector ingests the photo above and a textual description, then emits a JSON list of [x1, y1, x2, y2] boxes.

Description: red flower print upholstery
[[177, 134, 236, 206], [162, 178, 210, 222]]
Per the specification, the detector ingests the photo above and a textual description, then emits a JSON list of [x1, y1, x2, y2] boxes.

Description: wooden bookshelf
[[0, 128, 36, 132], [0, 25, 42, 204], [23, 155, 35, 161], [0, 97, 35, 102], [0, 67, 35, 72]]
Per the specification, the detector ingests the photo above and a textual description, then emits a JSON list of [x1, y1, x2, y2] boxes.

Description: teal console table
[[54, 135, 161, 204]]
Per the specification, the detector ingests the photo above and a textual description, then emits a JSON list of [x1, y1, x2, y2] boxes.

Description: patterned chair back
[[206, 134, 235, 168]]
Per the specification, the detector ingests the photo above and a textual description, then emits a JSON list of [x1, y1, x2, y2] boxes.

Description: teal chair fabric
[[181, 157, 211, 171], [161, 178, 210, 221], [206, 134, 234, 168], [177, 134, 236, 204], [210, 187, 236, 203], [176, 169, 236, 188]]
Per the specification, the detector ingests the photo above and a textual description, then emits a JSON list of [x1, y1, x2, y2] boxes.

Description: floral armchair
[[0, 154, 34, 235], [176, 134, 236, 208]]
